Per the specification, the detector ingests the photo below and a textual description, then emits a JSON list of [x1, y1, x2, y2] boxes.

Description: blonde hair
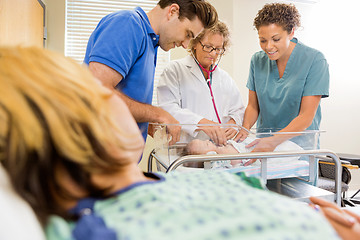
[[188, 20, 230, 55], [0, 47, 143, 224]]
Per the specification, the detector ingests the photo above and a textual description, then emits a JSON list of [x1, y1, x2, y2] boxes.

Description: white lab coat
[[157, 55, 245, 137]]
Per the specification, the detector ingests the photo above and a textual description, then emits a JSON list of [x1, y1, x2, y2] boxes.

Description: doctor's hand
[[309, 196, 360, 240], [197, 118, 227, 146], [234, 127, 250, 142], [243, 137, 277, 166], [224, 119, 239, 140]]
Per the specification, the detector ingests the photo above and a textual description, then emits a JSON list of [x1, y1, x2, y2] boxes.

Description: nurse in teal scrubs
[[237, 3, 329, 157]]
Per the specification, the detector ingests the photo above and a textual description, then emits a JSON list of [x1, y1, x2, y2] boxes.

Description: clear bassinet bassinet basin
[[148, 123, 323, 180]]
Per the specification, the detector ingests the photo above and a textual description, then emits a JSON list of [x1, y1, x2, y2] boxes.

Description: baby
[[185, 138, 303, 168]]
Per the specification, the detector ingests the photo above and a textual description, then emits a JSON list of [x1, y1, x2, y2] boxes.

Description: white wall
[[44, 0, 65, 53], [300, 0, 360, 154], [45, 0, 360, 166], [171, 0, 360, 155]]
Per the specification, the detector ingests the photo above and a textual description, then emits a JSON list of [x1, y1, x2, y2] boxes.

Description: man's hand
[[156, 108, 181, 145]]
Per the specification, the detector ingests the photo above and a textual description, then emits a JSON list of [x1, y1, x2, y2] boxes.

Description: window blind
[[65, 0, 170, 105]]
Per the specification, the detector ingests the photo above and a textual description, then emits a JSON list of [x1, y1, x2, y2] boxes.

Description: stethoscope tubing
[[191, 51, 223, 124]]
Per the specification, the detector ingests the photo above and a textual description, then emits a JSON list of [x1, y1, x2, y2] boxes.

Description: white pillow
[[0, 165, 45, 240]]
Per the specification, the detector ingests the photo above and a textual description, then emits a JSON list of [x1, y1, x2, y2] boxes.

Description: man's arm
[[89, 62, 161, 122], [88, 62, 180, 144]]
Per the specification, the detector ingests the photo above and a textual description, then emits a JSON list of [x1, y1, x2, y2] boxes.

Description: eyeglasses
[[199, 41, 225, 55]]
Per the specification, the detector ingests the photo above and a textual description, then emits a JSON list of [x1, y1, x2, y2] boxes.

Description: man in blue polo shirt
[[84, 0, 218, 144]]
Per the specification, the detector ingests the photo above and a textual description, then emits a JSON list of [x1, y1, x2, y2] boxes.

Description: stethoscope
[[191, 51, 223, 124]]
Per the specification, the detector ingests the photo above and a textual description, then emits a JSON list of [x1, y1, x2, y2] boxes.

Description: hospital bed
[[147, 123, 343, 206]]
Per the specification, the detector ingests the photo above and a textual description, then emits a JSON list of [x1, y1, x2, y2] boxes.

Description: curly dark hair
[[253, 3, 301, 33]]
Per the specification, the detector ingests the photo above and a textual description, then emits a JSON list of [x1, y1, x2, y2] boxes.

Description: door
[[0, 0, 45, 47]]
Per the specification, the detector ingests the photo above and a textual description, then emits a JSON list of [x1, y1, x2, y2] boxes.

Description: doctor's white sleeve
[[157, 65, 203, 136]]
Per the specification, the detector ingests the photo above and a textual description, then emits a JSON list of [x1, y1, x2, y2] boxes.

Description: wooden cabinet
[[0, 0, 45, 47]]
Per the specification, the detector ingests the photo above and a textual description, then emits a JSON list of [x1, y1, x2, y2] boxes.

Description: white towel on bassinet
[[228, 137, 303, 166]]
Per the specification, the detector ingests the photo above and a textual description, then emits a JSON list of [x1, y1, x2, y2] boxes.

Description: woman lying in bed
[[0, 46, 357, 240]]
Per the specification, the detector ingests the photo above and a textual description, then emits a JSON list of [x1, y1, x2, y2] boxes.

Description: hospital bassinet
[[147, 123, 343, 205], [149, 123, 321, 176]]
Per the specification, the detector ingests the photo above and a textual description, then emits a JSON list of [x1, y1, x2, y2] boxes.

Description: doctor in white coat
[[157, 21, 245, 145]]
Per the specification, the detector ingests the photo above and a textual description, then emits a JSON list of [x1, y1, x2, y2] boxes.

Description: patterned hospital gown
[[46, 171, 340, 240]]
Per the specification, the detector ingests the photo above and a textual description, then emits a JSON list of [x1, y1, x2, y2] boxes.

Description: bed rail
[[148, 149, 342, 206]]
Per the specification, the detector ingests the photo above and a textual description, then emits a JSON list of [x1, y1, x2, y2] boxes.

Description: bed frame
[[147, 148, 342, 206]]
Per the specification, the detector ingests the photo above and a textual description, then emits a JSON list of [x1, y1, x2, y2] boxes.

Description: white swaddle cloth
[[228, 137, 303, 166], [205, 137, 303, 169]]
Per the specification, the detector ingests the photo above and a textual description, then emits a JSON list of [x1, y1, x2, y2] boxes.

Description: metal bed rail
[[148, 149, 342, 205]]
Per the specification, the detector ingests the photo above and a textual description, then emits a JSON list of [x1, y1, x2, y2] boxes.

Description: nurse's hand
[[224, 119, 238, 140], [243, 137, 277, 166], [197, 118, 227, 146], [310, 196, 360, 240]]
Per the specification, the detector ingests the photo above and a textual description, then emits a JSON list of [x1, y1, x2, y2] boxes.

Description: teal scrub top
[[247, 38, 329, 132]]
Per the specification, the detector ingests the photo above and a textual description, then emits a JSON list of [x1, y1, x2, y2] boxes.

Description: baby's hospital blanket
[[228, 137, 303, 166], [207, 138, 309, 179], [226, 160, 309, 179]]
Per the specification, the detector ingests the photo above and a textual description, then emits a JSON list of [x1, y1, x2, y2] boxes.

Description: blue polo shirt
[[247, 38, 329, 132], [84, 7, 159, 140]]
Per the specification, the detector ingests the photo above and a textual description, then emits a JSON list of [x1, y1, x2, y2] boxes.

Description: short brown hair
[[188, 20, 230, 54], [158, 0, 218, 28], [253, 3, 301, 33]]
